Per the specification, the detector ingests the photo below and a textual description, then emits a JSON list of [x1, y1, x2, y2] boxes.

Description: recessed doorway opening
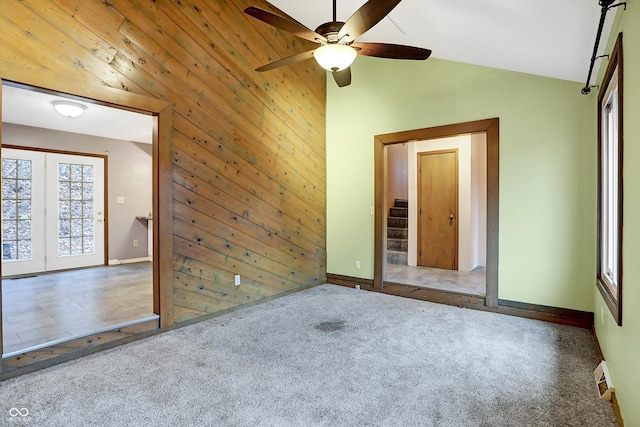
[[1, 82, 158, 357], [385, 133, 487, 296], [374, 118, 499, 308]]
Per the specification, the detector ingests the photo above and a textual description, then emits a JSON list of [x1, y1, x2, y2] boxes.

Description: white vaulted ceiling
[[2, 1, 618, 141], [268, 0, 618, 83]]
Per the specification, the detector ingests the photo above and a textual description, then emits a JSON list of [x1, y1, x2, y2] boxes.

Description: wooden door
[[418, 150, 458, 270]]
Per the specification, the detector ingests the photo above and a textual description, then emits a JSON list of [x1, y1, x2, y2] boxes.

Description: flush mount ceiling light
[[314, 44, 358, 72], [52, 100, 86, 118]]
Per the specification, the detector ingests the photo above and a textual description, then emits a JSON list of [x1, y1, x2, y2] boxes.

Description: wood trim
[[384, 282, 486, 307], [0, 318, 159, 380], [0, 82, 3, 366], [593, 331, 625, 426], [2, 144, 111, 159], [374, 136, 385, 289], [156, 106, 174, 327], [374, 118, 499, 306], [326, 273, 375, 290], [498, 299, 593, 329], [104, 155, 109, 266], [328, 273, 592, 329], [612, 393, 624, 427], [596, 32, 623, 326], [485, 119, 500, 308]]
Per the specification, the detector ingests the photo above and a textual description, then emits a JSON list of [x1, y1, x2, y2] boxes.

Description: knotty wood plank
[[113, 18, 325, 209], [172, 121, 325, 229], [173, 208, 320, 284], [172, 133, 325, 241], [172, 173, 323, 264], [173, 306, 204, 323], [174, 271, 276, 310], [173, 199, 322, 278], [166, 0, 326, 156], [173, 220, 318, 291], [2, 1, 146, 94], [164, 0, 326, 141], [226, 0, 327, 104], [113, 0, 327, 192], [172, 158, 323, 251], [21, 0, 119, 65]]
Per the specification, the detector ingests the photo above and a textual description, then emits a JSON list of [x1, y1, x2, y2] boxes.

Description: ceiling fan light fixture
[[52, 100, 86, 118], [314, 44, 357, 71]]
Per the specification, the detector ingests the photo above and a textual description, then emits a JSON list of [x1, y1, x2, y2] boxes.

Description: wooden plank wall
[[0, 0, 327, 325]]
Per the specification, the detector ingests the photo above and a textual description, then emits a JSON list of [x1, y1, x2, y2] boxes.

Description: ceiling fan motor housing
[[315, 21, 346, 43]]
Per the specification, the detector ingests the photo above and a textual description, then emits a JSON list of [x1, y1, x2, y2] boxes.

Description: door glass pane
[[1, 158, 33, 261], [57, 162, 95, 257]]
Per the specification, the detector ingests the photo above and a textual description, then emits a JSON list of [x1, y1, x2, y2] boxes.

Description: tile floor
[[2, 263, 154, 355], [385, 264, 486, 296]]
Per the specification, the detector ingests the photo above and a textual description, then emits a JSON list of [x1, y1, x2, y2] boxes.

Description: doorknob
[[449, 215, 455, 220]]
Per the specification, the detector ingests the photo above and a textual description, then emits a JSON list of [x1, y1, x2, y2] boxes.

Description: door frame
[[0, 70, 173, 370], [2, 146, 109, 272], [417, 149, 459, 270], [374, 118, 499, 308]]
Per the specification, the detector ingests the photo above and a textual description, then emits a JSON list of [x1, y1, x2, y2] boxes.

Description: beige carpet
[[0, 284, 616, 426]]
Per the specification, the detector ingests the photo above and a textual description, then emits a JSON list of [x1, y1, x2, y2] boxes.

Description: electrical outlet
[[355, 260, 361, 270], [133, 239, 139, 247], [234, 274, 241, 286]]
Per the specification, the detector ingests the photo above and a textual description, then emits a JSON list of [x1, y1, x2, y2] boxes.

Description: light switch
[[116, 196, 125, 204]]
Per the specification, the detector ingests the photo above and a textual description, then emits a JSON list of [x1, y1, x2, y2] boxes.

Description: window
[[597, 33, 623, 326]]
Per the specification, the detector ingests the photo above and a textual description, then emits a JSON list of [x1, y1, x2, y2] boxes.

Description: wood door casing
[[417, 149, 458, 270]]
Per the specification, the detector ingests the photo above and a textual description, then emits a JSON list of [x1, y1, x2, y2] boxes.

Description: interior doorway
[[1, 83, 157, 356], [386, 135, 483, 295], [374, 119, 499, 308]]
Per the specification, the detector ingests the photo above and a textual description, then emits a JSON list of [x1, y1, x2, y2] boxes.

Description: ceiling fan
[[245, 0, 432, 87]]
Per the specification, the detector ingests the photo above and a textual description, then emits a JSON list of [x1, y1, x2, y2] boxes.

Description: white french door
[[1, 149, 45, 275], [1, 148, 105, 276], [45, 152, 105, 271]]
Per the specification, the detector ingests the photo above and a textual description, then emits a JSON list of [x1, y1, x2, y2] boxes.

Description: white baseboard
[[108, 257, 152, 266]]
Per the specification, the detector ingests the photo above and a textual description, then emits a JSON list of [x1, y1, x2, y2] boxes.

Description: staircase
[[387, 198, 408, 265]]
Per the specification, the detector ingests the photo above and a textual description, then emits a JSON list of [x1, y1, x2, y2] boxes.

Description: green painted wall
[[594, 3, 640, 425], [327, 56, 595, 311]]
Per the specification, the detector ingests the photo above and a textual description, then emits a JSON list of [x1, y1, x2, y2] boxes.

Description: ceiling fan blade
[[245, 7, 327, 44], [256, 49, 317, 72], [332, 67, 352, 87], [352, 42, 432, 60], [338, 0, 401, 43]]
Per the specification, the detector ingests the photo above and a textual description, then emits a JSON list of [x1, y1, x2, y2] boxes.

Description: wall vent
[[594, 361, 614, 400]]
